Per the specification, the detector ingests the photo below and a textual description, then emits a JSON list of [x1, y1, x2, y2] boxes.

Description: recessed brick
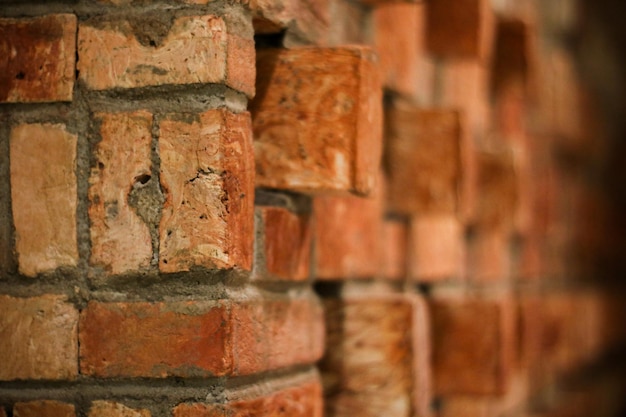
[[158, 109, 254, 273], [88, 401, 150, 417], [0, 14, 76, 102], [251, 46, 382, 196], [78, 15, 254, 97], [385, 107, 461, 215], [14, 400, 75, 417], [257, 206, 311, 281], [89, 111, 154, 275], [10, 123, 78, 277], [0, 295, 78, 381], [173, 379, 323, 417]]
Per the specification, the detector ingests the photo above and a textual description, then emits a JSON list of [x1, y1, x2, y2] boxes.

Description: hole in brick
[[254, 32, 286, 49], [149, 40, 156, 47], [134, 174, 151, 185], [199, 214, 207, 219], [98, 162, 105, 170], [15, 71, 25, 80]]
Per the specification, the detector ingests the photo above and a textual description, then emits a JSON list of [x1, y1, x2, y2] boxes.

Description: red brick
[[426, 0, 494, 59], [385, 107, 461, 215], [14, 400, 75, 417], [408, 215, 465, 282], [475, 149, 518, 230], [251, 46, 382, 196], [10, 123, 78, 276], [492, 19, 531, 97], [173, 379, 323, 417], [431, 297, 514, 395], [257, 206, 311, 281], [313, 189, 383, 280], [381, 219, 407, 280], [158, 109, 254, 272], [0, 15, 76, 102], [88, 401, 150, 417], [319, 294, 419, 417], [79, 296, 323, 378], [89, 111, 154, 275], [78, 16, 254, 97], [466, 229, 511, 282], [0, 295, 78, 381]]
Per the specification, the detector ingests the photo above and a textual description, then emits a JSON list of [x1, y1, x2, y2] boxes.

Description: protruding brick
[[10, 123, 78, 276], [257, 206, 311, 281], [0, 15, 76, 102], [173, 379, 323, 417], [78, 15, 254, 97], [385, 107, 461, 215], [89, 111, 154, 275], [0, 295, 78, 381], [158, 109, 254, 272], [431, 297, 514, 395], [426, 0, 494, 59], [14, 400, 75, 417], [251, 46, 382, 196], [408, 215, 464, 282], [88, 401, 150, 417], [251, 0, 329, 43], [381, 219, 407, 280]]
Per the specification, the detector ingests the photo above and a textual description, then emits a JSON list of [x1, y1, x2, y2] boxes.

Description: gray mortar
[[0, 112, 16, 277]]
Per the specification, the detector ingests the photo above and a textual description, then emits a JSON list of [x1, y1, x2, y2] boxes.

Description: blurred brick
[[78, 15, 254, 97], [439, 398, 491, 417], [251, 0, 329, 44], [466, 229, 511, 282], [381, 219, 407, 280], [475, 149, 518, 230], [14, 400, 75, 417], [251, 46, 382, 196], [385, 107, 461, 215], [257, 206, 311, 281], [89, 111, 154, 275], [0, 15, 76, 102], [492, 19, 531, 96], [410, 294, 433, 417], [0, 295, 78, 381], [408, 215, 465, 282], [10, 123, 78, 277], [158, 109, 254, 272], [88, 401, 150, 417]]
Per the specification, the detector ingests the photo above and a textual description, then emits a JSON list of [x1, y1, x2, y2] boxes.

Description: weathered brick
[[251, 0, 329, 43], [0, 15, 76, 102], [408, 215, 464, 282], [0, 295, 78, 381], [431, 297, 514, 395], [251, 46, 382, 196], [78, 15, 254, 97], [381, 219, 407, 280], [173, 379, 323, 417], [158, 109, 254, 273], [10, 123, 78, 277], [257, 206, 311, 281], [88, 401, 150, 417], [426, 0, 494, 59], [79, 296, 323, 378], [14, 400, 75, 417], [385, 107, 461, 215], [89, 111, 154, 275]]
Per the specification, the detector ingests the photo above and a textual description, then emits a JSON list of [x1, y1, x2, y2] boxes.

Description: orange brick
[[251, 0, 329, 43], [431, 297, 514, 395], [88, 401, 150, 417], [257, 206, 311, 281], [251, 46, 382, 196], [0, 15, 76, 102], [0, 295, 78, 381], [173, 379, 323, 417], [408, 215, 465, 282], [410, 294, 433, 417], [89, 111, 154, 275], [381, 219, 408, 280], [158, 109, 254, 272], [14, 400, 75, 417], [426, 0, 494, 59], [466, 229, 511, 282], [10, 123, 78, 276], [492, 19, 531, 96], [78, 15, 254, 97], [475, 149, 518, 230], [385, 107, 461, 215], [439, 398, 492, 417]]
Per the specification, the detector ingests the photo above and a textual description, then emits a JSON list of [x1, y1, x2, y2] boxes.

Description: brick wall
[[1, 0, 625, 416]]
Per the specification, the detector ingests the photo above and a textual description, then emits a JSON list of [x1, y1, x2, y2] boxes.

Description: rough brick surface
[[251, 46, 382, 196], [431, 297, 514, 395], [78, 15, 254, 97], [89, 111, 154, 275], [0, 295, 78, 381], [258, 206, 311, 281], [159, 109, 254, 272], [0, 15, 76, 102], [250, 0, 329, 43], [385, 108, 461, 215], [13, 400, 75, 417], [10, 123, 78, 276], [88, 401, 150, 417], [173, 380, 323, 417]]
